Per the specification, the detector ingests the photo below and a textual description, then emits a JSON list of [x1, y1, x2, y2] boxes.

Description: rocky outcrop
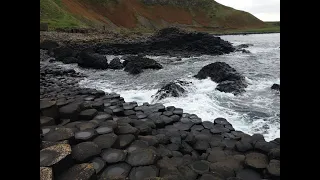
[[96, 28, 236, 57], [152, 80, 192, 100], [194, 62, 248, 95], [78, 50, 108, 69], [124, 55, 163, 74]]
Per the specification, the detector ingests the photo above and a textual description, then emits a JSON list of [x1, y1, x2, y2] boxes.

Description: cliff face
[[40, 0, 266, 31]]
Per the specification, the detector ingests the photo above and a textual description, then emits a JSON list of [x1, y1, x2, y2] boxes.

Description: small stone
[[93, 133, 118, 149], [72, 142, 101, 162], [40, 144, 73, 177], [236, 169, 261, 180], [99, 162, 131, 180], [96, 126, 113, 135], [40, 167, 53, 180], [190, 160, 210, 174], [57, 163, 96, 180], [267, 159, 280, 176], [114, 134, 136, 149], [74, 129, 97, 142], [91, 157, 105, 174], [101, 148, 127, 163], [79, 109, 98, 120], [245, 152, 268, 169], [126, 148, 158, 166], [129, 165, 159, 180]]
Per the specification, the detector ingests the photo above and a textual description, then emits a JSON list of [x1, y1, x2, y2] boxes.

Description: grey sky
[[215, 0, 280, 21]]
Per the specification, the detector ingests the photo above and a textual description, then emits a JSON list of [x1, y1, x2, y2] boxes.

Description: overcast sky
[[215, 0, 280, 21]]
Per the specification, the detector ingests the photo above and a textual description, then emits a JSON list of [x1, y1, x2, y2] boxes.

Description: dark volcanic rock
[[124, 55, 163, 74], [126, 140, 149, 153], [91, 157, 106, 174], [78, 51, 108, 69], [126, 148, 158, 166], [267, 159, 280, 177], [93, 133, 118, 149], [268, 148, 280, 160], [79, 109, 98, 120], [40, 116, 56, 127], [101, 148, 127, 164], [109, 57, 124, 69], [40, 40, 59, 51], [199, 173, 225, 180], [99, 162, 131, 180], [95, 126, 113, 135], [57, 163, 96, 180], [194, 62, 247, 95], [152, 80, 191, 100], [72, 142, 101, 162], [114, 134, 136, 149], [96, 27, 235, 57], [129, 165, 159, 180], [236, 169, 261, 180], [43, 127, 74, 142], [190, 161, 210, 174], [271, 83, 280, 91], [74, 129, 97, 142], [245, 152, 268, 169]]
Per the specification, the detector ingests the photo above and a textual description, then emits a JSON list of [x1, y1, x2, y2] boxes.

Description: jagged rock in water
[[124, 55, 163, 74], [194, 62, 247, 95], [152, 80, 191, 100], [78, 50, 108, 69], [271, 83, 280, 91], [109, 57, 124, 69]]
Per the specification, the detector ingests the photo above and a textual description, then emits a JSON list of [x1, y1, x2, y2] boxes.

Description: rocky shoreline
[[40, 28, 280, 180], [40, 62, 280, 180]]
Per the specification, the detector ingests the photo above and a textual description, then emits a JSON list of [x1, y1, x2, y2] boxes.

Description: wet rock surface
[[40, 41, 280, 179]]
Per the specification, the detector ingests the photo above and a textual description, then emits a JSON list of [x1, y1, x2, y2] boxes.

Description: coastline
[[40, 29, 280, 180]]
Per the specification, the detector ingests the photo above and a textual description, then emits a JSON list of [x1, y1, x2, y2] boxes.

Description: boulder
[[194, 62, 247, 95], [152, 80, 191, 100], [124, 56, 163, 75], [78, 51, 108, 69], [74, 129, 97, 143], [114, 134, 136, 149], [271, 84, 280, 91], [109, 57, 124, 69]]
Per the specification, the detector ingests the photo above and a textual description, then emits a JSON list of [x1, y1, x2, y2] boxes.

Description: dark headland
[[40, 27, 280, 180]]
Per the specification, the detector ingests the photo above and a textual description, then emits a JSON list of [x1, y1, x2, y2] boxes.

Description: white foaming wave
[[105, 55, 124, 63]]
